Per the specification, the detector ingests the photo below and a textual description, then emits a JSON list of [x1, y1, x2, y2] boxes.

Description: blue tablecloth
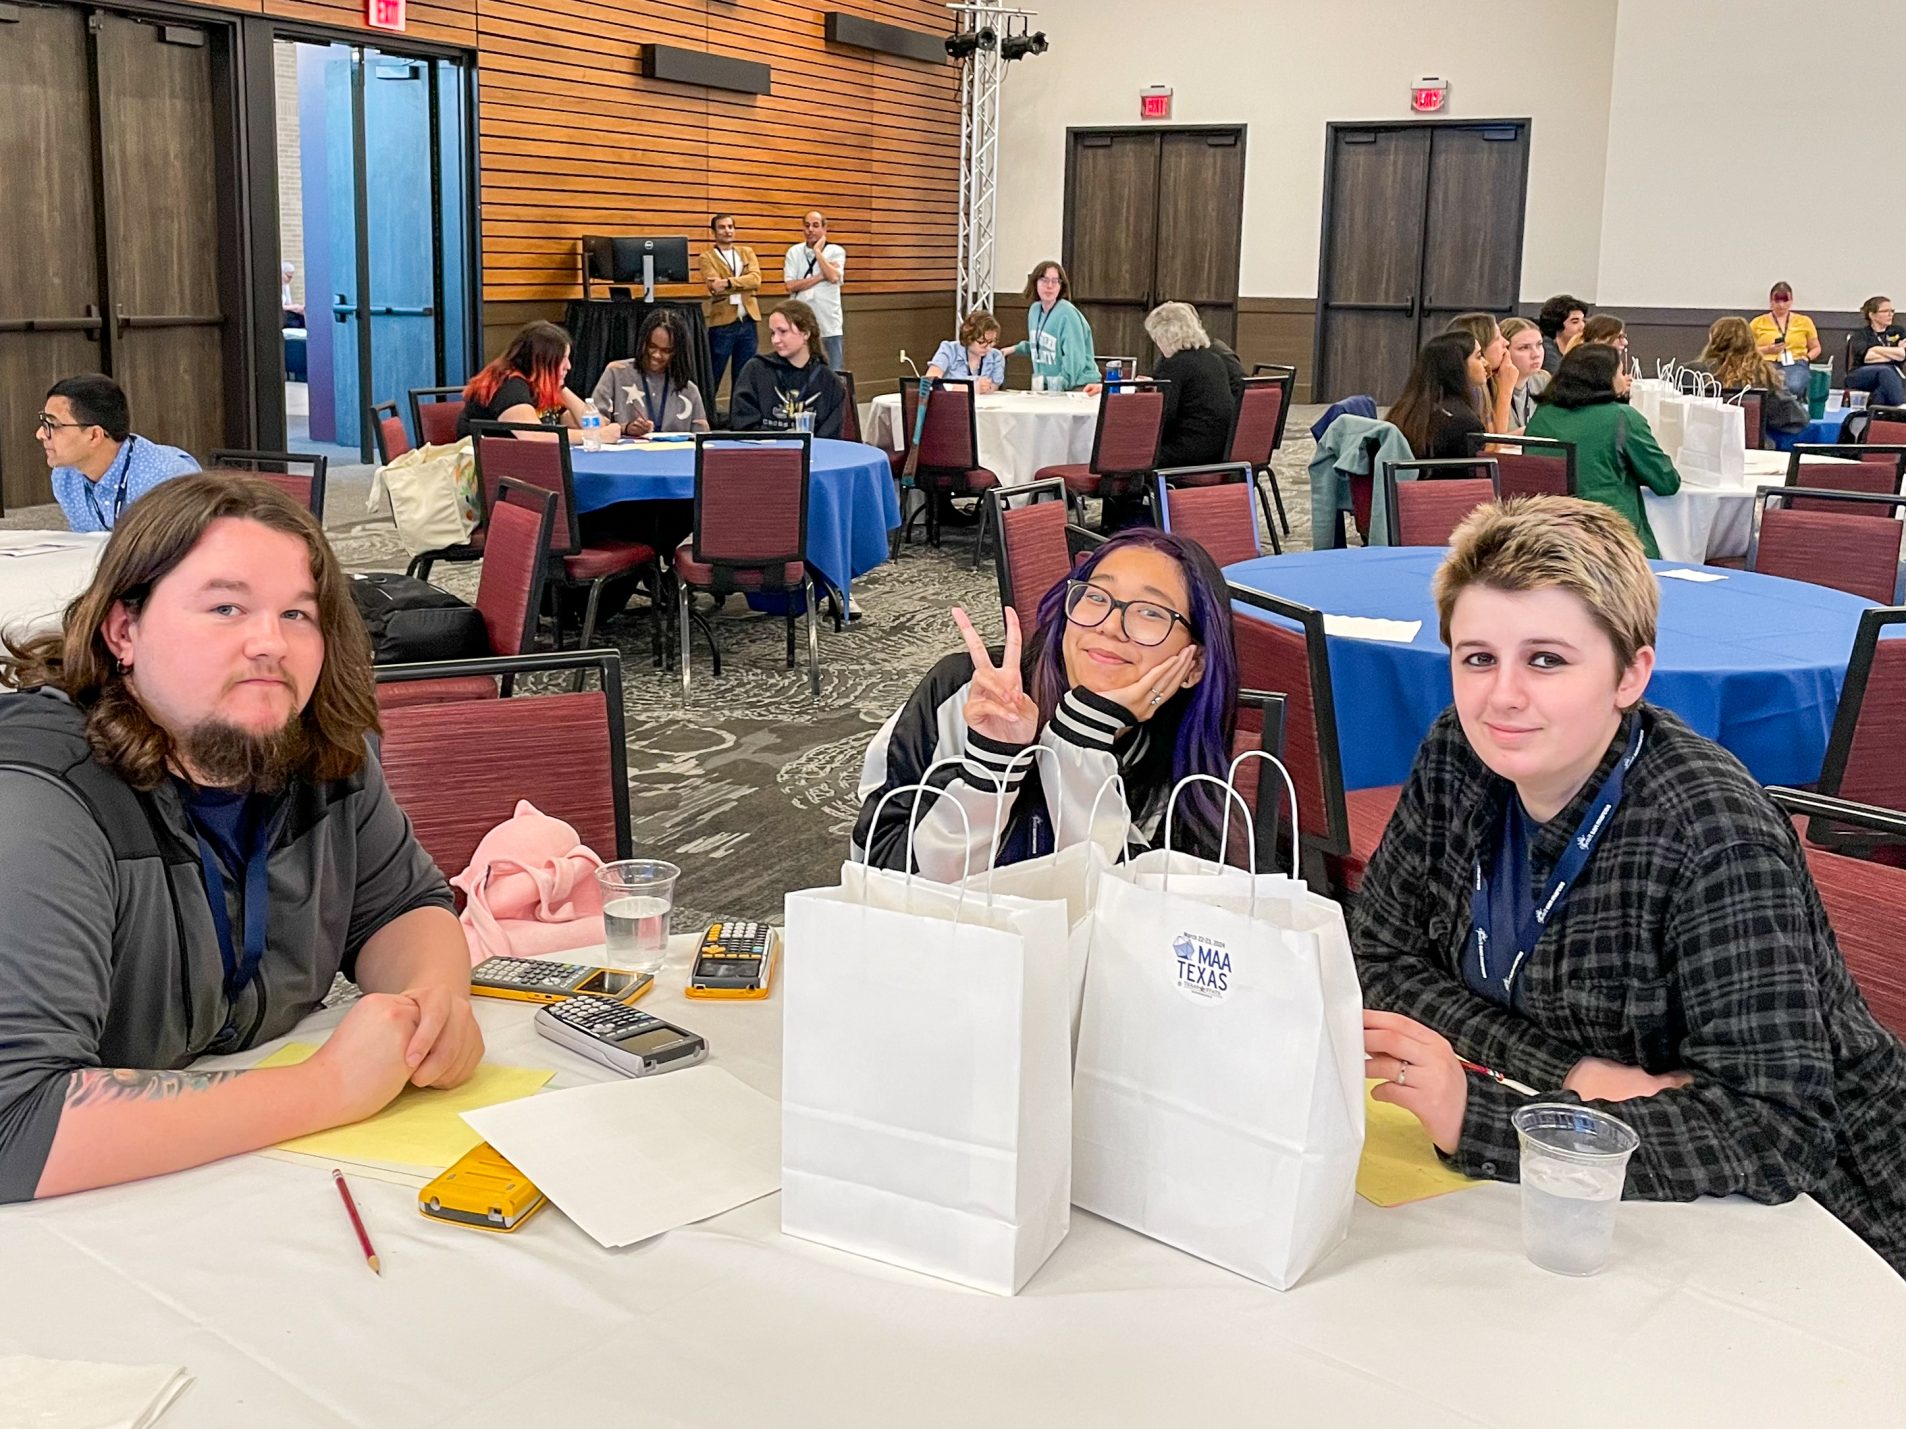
[[1225, 548, 1874, 790], [569, 438, 900, 599], [1770, 407, 1851, 452]]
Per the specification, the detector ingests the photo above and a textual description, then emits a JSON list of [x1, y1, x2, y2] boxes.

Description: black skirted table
[[562, 299, 714, 408]]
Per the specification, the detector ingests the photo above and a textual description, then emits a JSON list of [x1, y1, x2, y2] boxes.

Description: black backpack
[[349, 572, 488, 665]]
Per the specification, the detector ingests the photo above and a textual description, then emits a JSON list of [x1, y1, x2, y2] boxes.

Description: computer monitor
[[582, 236, 690, 300]]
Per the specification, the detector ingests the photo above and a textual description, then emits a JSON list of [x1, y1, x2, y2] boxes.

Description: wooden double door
[[0, 4, 237, 511], [1313, 120, 1531, 403], [1062, 127, 1245, 374]]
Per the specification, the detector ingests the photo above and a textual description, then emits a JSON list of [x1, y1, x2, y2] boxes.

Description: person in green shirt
[[1009, 260, 1099, 391], [1524, 344, 1680, 558]]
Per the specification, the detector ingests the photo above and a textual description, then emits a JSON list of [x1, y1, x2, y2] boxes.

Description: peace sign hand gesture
[[952, 606, 1039, 747]]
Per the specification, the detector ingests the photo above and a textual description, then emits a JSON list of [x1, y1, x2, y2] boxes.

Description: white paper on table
[[0, 1354, 193, 1429], [1657, 568, 1728, 583], [1322, 614, 1423, 643], [462, 1063, 780, 1249], [0, 542, 86, 559]]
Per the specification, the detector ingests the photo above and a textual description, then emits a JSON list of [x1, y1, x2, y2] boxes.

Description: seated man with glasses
[[852, 527, 1242, 882], [39, 374, 199, 533]]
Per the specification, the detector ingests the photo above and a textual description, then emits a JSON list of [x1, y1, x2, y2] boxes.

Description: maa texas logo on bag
[[1171, 930, 1232, 1003]]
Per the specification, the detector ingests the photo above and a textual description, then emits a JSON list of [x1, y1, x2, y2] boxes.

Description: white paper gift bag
[[1072, 764, 1366, 1290], [1677, 397, 1746, 479], [782, 785, 1073, 1296]]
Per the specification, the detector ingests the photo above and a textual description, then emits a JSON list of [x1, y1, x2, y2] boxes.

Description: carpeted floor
[[2, 408, 1329, 929]]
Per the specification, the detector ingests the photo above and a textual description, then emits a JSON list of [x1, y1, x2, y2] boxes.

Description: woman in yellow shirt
[[1748, 282, 1820, 399]]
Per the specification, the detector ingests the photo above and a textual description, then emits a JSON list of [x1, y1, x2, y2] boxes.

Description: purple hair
[[1028, 527, 1239, 846]]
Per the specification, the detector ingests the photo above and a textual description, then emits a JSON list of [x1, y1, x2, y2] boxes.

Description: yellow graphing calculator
[[419, 1143, 547, 1233], [470, 956, 653, 1005], [684, 920, 779, 1000]]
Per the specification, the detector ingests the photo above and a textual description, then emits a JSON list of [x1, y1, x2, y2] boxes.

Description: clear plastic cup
[[1846, 391, 1871, 411], [1512, 1103, 1639, 1276], [596, 859, 679, 984]]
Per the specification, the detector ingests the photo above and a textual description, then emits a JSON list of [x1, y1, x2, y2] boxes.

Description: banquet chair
[[1228, 584, 1402, 895], [1467, 433, 1576, 499], [1784, 444, 1906, 511], [836, 369, 863, 444], [1719, 387, 1767, 451], [1227, 371, 1295, 550], [1228, 690, 1288, 873], [376, 479, 556, 711], [1036, 382, 1169, 531], [1746, 487, 1906, 605], [472, 422, 661, 661], [896, 378, 1000, 562], [1380, 459, 1499, 547], [1863, 405, 1906, 450], [208, 450, 328, 521], [411, 386, 468, 448], [1766, 788, 1906, 1038], [1807, 605, 1906, 864], [987, 477, 1102, 628], [1155, 464, 1261, 569], [376, 649, 631, 883], [370, 400, 412, 464], [675, 433, 819, 700]]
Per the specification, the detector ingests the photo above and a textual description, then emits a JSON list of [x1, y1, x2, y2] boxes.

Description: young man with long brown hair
[[0, 473, 481, 1201]]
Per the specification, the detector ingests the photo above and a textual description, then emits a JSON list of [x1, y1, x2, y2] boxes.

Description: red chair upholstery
[[1156, 465, 1260, 568], [1786, 444, 1906, 506], [987, 477, 1102, 629], [472, 423, 659, 655], [903, 378, 1000, 561], [1035, 383, 1169, 529], [376, 478, 558, 711], [1720, 388, 1767, 450], [1808, 607, 1906, 864], [1747, 488, 1906, 605], [208, 450, 328, 521], [836, 369, 863, 444], [1768, 788, 1906, 1038], [411, 386, 467, 448], [1229, 585, 1401, 893], [1225, 690, 1289, 871], [1864, 408, 1906, 450], [675, 433, 818, 699], [371, 400, 413, 465], [1470, 433, 1576, 499], [1228, 370, 1294, 551], [376, 651, 631, 883], [1381, 458, 1498, 547]]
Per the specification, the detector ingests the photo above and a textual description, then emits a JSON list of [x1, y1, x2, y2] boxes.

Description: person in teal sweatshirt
[[1010, 260, 1099, 391], [1525, 343, 1680, 558]]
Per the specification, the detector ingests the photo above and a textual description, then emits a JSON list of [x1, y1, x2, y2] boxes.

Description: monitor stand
[[641, 254, 656, 303]]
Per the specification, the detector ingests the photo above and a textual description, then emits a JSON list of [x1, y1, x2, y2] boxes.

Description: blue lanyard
[[190, 806, 276, 1000], [1469, 718, 1645, 1004], [84, 437, 135, 530], [640, 374, 671, 426]]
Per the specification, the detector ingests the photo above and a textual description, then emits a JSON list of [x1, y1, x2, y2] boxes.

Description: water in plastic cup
[[1847, 391, 1871, 411], [596, 859, 679, 984], [1512, 1103, 1639, 1276], [794, 411, 815, 434]]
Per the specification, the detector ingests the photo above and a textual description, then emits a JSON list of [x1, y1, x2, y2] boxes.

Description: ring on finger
[[1395, 1062, 1409, 1087]]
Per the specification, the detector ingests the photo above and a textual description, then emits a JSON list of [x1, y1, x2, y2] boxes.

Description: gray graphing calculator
[[534, 997, 709, 1078]]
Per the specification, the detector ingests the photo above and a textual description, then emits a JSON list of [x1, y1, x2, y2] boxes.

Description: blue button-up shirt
[[52, 434, 200, 533]]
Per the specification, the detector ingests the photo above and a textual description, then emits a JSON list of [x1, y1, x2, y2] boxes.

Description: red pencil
[[332, 1168, 382, 1276]]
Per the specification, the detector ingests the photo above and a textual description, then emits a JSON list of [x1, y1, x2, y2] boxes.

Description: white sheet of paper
[[1322, 614, 1423, 643], [0, 1355, 193, 1429], [1658, 568, 1728, 583], [462, 1064, 781, 1249], [0, 542, 84, 559]]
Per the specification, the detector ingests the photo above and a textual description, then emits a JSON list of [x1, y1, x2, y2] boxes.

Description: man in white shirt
[[783, 211, 847, 370]]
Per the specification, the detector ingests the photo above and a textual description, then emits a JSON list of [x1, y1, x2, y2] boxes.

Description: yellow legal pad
[[1356, 1078, 1485, 1208], [253, 1044, 554, 1172]]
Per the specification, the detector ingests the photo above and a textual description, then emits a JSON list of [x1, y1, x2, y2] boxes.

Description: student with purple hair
[[852, 528, 1241, 880]]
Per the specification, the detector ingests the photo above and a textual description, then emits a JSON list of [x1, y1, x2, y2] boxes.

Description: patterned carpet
[[2, 409, 1327, 929]]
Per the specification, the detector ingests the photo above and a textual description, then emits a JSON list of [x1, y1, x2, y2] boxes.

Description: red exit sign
[[367, 0, 406, 31], [1140, 86, 1172, 121], [1411, 77, 1448, 113]]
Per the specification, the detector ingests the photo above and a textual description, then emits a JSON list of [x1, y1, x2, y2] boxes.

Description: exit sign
[[1411, 76, 1448, 113], [367, 0, 406, 30], [1140, 86, 1172, 121]]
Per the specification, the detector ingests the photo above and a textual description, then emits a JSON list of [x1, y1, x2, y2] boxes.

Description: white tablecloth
[[0, 530, 106, 640], [1644, 450, 1850, 564], [3, 933, 1901, 1426], [866, 390, 1100, 486]]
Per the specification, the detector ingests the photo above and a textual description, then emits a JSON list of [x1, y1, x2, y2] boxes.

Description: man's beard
[[177, 716, 309, 794]]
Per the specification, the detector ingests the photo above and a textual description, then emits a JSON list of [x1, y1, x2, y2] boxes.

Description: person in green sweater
[[1009, 260, 1099, 391], [1524, 344, 1680, 558]]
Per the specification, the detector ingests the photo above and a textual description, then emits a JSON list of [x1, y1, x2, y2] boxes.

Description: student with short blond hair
[[1354, 495, 1906, 1275]]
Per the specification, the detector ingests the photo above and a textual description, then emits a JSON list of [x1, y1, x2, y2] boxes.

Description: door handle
[[0, 304, 102, 339], [115, 305, 221, 335]]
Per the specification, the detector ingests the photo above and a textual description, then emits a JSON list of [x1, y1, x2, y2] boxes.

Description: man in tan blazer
[[700, 212, 763, 401]]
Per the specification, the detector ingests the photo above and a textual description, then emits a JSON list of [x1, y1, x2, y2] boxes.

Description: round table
[[1641, 448, 1853, 564], [1225, 548, 1875, 791], [0, 530, 107, 640], [569, 438, 900, 601], [865, 389, 1099, 486], [1771, 405, 1853, 453]]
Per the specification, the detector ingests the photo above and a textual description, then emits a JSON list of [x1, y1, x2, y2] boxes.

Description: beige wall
[[273, 41, 303, 309]]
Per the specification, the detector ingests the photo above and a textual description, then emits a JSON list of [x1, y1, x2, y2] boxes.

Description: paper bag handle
[[1220, 749, 1301, 881], [1085, 773, 1131, 864], [1160, 773, 1260, 918], [861, 771, 978, 923], [980, 744, 1062, 899]]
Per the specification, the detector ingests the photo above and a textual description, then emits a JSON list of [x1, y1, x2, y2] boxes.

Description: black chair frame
[[1377, 458, 1499, 545], [1233, 688, 1289, 872], [1230, 370, 1295, 548], [897, 377, 983, 554], [1466, 431, 1578, 496], [1815, 605, 1906, 815], [409, 386, 468, 445], [1745, 486, 1906, 604], [1718, 386, 1770, 451], [208, 448, 329, 522], [985, 477, 1104, 622], [1067, 378, 1172, 530], [369, 400, 408, 464], [1154, 462, 1261, 560], [1787, 443, 1906, 492]]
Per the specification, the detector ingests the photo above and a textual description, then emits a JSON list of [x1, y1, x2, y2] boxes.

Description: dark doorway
[[1063, 126, 1245, 375], [1313, 120, 1530, 404]]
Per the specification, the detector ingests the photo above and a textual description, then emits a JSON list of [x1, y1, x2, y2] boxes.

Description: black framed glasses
[[36, 412, 88, 435], [1063, 580, 1189, 647]]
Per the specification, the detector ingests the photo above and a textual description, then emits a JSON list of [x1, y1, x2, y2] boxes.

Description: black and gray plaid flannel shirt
[[1352, 703, 1906, 1276]]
